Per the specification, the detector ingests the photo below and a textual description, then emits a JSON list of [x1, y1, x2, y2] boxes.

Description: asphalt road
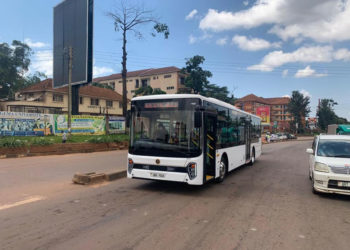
[[1, 141, 350, 250]]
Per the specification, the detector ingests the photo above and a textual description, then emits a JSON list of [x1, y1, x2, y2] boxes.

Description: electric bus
[[127, 94, 262, 185]]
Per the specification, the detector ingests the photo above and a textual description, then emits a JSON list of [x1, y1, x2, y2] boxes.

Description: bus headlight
[[187, 162, 197, 180], [128, 158, 134, 174], [314, 162, 329, 173]]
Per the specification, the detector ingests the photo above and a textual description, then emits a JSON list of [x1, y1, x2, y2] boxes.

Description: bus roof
[[131, 94, 261, 120]]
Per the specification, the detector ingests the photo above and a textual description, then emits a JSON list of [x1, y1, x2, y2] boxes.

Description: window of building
[[166, 86, 175, 90], [90, 98, 99, 106], [109, 82, 115, 90], [164, 74, 172, 78], [131, 90, 136, 93], [106, 100, 113, 107], [141, 79, 148, 87], [27, 93, 34, 99], [135, 79, 139, 88], [53, 94, 63, 102], [180, 77, 185, 85], [79, 97, 83, 105], [119, 102, 122, 108], [118, 80, 122, 83]]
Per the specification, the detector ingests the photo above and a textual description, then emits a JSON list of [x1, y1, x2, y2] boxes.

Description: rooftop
[[236, 94, 290, 105], [20, 79, 125, 102], [93, 66, 181, 82]]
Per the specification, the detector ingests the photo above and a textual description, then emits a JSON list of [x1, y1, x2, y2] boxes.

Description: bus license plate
[[338, 181, 350, 187], [150, 172, 165, 178]]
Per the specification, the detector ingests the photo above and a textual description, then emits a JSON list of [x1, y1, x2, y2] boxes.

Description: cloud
[[243, 1, 249, 6], [188, 33, 212, 44], [232, 35, 281, 51], [247, 46, 334, 71], [282, 69, 288, 77], [333, 48, 350, 61], [93, 66, 114, 77], [216, 37, 228, 46], [30, 50, 53, 76], [189, 34, 197, 44], [300, 89, 312, 98], [186, 9, 198, 20], [295, 65, 327, 78], [24, 38, 49, 48], [200, 0, 350, 43], [282, 94, 290, 98]]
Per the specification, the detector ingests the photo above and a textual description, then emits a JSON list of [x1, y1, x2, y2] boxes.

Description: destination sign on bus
[[144, 102, 178, 109]]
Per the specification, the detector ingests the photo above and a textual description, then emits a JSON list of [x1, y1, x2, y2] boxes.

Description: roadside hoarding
[[0, 112, 54, 136], [256, 106, 270, 125], [54, 115, 105, 135], [108, 116, 125, 134]]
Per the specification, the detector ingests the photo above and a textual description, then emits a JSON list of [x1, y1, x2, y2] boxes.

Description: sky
[[1, 0, 350, 119]]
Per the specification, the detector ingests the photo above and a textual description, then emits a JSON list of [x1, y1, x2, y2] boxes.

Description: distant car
[[306, 135, 350, 195], [277, 133, 287, 140], [287, 133, 297, 139], [270, 134, 280, 142]]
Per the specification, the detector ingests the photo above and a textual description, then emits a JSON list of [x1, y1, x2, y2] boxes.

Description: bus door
[[204, 112, 217, 181], [245, 121, 251, 162]]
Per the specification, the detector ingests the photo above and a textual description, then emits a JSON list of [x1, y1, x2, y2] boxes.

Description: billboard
[[256, 106, 270, 125], [54, 115, 105, 135], [53, 0, 93, 88], [0, 112, 54, 136], [108, 116, 125, 134]]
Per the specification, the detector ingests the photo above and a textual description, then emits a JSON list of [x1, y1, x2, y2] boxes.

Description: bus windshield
[[129, 98, 201, 158]]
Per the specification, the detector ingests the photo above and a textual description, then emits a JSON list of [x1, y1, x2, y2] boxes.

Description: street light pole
[[68, 47, 73, 134]]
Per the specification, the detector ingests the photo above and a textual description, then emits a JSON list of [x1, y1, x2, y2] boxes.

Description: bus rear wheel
[[216, 159, 227, 183], [249, 148, 255, 166]]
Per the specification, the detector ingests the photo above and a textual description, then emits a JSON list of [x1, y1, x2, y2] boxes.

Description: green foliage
[[153, 23, 170, 39], [0, 138, 27, 148], [31, 137, 54, 146], [0, 40, 32, 100], [317, 99, 348, 131], [287, 91, 311, 133], [134, 86, 166, 97], [91, 82, 114, 90]]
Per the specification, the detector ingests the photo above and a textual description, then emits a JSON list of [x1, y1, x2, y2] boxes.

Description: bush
[[0, 138, 26, 148], [31, 137, 54, 146]]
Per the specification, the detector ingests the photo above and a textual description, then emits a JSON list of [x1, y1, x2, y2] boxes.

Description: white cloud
[[30, 50, 53, 77], [189, 34, 197, 44], [334, 48, 350, 61], [93, 66, 114, 77], [24, 38, 49, 48], [248, 46, 334, 71], [282, 94, 290, 98], [186, 9, 198, 20], [232, 35, 281, 51], [188, 33, 212, 44], [295, 65, 327, 78], [300, 89, 312, 98], [200, 0, 350, 43], [216, 37, 228, 46], [243, 1, 249, 6], [282, 69, 288, 77]]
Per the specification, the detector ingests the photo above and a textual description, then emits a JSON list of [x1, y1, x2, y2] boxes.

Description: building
[[0, 79, 127, 115], [94, 66, 187, 99], [235, 94, 292, 131]]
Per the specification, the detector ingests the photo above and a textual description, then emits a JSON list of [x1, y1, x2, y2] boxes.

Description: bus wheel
[[216, 159, 227, 183], [249, 149, 255, 166]]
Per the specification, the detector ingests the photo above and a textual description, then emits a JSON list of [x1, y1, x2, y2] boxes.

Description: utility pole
[[68, 46, 73, 134]]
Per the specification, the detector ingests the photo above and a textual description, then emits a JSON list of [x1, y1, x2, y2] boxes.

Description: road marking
[[0, 196, 45, 211]]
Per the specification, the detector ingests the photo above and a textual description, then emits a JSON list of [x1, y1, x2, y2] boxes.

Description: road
[[1, 141, 350, 250]]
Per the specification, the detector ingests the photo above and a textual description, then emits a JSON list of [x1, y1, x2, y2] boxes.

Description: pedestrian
[[267, 134, 271, 143], [62, 131, 67, 143]]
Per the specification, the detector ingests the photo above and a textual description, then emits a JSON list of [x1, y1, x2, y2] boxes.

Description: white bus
[[127, 94, 262, 185]]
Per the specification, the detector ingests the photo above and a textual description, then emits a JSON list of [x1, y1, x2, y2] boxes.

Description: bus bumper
[[129, 169, 189, 183]]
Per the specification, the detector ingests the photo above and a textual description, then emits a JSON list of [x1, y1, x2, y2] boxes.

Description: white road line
[[0, 196, 46, 211]]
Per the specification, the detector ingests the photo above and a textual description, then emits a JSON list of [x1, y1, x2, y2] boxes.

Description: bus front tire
[[249, 148, 256, 166]]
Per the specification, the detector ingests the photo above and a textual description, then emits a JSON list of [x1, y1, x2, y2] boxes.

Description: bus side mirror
[[126, 110, 131, 128], [194, 111, 202, 128]]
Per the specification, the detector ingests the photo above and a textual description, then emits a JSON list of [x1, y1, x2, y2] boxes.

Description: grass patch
[[0, 134, 129, 148]]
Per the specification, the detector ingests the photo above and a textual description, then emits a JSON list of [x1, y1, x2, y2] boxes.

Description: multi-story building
[[94, 66, 187, 99], [235, 94, 292, 131], [0, 79, 126, 115]]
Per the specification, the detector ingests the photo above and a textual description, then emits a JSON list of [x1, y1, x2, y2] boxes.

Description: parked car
[[306, 134, 350, 195], [277, 133, 287, 140], [270, 134, 280, 142], [287, 133, 297, 139]]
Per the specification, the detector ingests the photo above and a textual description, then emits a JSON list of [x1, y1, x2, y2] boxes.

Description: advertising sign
[[0, 112, 54, 136], [54, 115, 105, 135], [108, 116, 125, 134], [256, 106, 270, 125]]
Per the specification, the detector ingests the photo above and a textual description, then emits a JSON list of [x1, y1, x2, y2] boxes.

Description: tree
[[181, 55, 212, 94], [287, 91, 311, 133], [134, 86, 166, 97], [24, 72, 47, 87], [91, 82, 114, 90], [317, 99, 340, 130], [108, 1, 169, 117], [0, 40, 32, 100], [181, 55, 236, 104]]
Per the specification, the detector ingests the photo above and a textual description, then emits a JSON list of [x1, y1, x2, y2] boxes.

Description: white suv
[[307, 135, 350, 195]]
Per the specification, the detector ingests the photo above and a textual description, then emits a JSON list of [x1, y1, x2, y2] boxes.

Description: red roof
[[236, 94, 290, 105], [20, 79, 124, 101], [93, 66, 181, 82]]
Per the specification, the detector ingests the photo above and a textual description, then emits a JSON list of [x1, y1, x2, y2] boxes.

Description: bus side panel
[[217, 145, 246, 174]]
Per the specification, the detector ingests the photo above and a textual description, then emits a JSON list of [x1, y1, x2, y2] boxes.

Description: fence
[[0, 111, 125, 136]]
